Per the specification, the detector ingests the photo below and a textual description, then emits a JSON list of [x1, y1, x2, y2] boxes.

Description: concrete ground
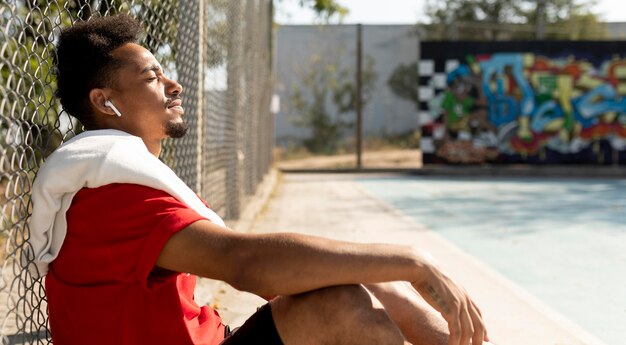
[[195, 172, 607, 345]]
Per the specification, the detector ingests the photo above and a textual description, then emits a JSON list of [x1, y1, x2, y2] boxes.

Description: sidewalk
[[195, 172, 605, 345]]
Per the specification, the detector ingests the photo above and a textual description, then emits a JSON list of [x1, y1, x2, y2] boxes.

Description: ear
[[89, 88, 116, 117]]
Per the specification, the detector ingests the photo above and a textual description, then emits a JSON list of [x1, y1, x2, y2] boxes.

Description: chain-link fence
[[0, 0, 273, 343]]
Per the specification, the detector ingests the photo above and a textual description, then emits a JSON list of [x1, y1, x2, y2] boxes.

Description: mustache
[[165, 96, 182, 108]]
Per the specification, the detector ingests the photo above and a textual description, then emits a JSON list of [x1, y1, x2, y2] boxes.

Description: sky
[[274, 0, 626, 25]]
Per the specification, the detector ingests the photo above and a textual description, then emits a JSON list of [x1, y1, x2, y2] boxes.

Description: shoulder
[[68, 183, 205, 231], [73, 183, 187, 209], [76, 182, 173, 196]]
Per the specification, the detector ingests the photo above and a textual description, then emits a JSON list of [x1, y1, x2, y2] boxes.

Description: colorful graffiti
[[420, 43, 626, 164]]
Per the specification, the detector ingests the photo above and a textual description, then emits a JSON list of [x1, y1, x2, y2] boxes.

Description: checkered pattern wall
[[418, 59, 460, 162]]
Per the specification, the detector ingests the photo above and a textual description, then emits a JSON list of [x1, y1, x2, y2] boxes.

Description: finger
[[469, 299, 489, 342], [468, 300, 485, 345], [447, 313, 462, 345], [470, 299, 483, 317], [458, 300, 474, 345]]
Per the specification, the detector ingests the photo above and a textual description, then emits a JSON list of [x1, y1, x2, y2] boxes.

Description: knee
[[301, 284, 390, 327], [303, 285, 373, 313], [272, 285, 405, 344], [274, 284, 375, 321]]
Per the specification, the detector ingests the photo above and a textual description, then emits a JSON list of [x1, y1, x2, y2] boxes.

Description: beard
[[164, 120, 189, 138]]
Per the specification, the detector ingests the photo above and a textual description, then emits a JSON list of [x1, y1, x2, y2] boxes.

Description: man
[[32, 14, 489, 345]]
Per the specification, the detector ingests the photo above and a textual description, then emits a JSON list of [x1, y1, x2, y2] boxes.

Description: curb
[[280, 164, 626, 178]]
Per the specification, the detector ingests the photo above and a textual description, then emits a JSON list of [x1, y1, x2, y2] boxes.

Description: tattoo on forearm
[[424, 284, 451, 314]]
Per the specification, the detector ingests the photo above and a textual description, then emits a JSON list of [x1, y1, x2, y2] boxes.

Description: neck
[[94, 125, 163, 157], [142, 138, 162, 157]]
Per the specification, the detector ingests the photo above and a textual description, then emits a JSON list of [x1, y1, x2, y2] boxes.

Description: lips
[[166, 98, 184, 114], [167, 99, 182, 108]]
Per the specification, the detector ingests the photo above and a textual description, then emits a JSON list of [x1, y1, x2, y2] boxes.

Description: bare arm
[[156, 219, 486, 345], [156, 220, 424, 296]]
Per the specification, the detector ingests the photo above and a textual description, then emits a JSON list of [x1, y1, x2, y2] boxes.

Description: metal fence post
[[356, 23, 363, 169], [225, 0, 243, 219], [174, 0, 203, 192]]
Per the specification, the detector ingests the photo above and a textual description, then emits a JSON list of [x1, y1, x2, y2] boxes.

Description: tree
[[387, 62, 418, 111], [275, 0, 349, 23], [289, 54, 377, 154], [423, 0, 606, 40], [300, 0, 348, 22]]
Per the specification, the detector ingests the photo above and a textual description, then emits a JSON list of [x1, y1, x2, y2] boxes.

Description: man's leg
[[365, 282, 449, 345], [270, 284, 409, 345]]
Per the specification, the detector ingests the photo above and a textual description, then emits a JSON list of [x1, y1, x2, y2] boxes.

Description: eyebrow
[[140, 64, 162, 74]]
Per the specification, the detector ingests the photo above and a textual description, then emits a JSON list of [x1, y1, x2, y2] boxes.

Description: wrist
[[409, 247, 438, 284]]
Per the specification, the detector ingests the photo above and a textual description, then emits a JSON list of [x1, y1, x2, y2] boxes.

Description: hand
[[411, 257, 488, 345]]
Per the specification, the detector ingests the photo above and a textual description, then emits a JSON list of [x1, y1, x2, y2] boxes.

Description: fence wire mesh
[[0, 0, 273, 343]]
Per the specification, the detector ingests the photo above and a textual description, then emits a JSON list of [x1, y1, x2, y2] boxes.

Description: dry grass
[[275, 148, 422, 170]]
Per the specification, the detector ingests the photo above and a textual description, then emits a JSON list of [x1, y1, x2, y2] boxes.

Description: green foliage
[[423, 0, 606, 40], [289, 54, 376, 154], [387, 61, 418, 110], [381, 130, 421, 149], [276, 0, 348, 23], [303, 0, 349, 22], [1, 0, 74, 164], [205, 0, 231, 68]]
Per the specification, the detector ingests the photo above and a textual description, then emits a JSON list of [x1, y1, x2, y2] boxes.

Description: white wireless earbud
[[104, 100, 122, 117]]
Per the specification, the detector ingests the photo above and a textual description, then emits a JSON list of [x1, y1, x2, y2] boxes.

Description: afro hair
[[54, 14, 142, 128]]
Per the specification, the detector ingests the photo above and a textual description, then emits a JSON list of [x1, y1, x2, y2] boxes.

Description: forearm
[[365, 282, 448, 345], [157, 220, 430, 297], [227, 232, 426, 296]]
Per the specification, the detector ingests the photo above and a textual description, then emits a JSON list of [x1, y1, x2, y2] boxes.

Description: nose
[[165, 76, 183, 96]]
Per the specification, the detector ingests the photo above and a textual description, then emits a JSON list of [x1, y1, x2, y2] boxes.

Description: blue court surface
[[358, 176, 626, 345]]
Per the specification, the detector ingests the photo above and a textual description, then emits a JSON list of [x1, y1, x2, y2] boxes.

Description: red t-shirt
[[45, 183, 226, 345]]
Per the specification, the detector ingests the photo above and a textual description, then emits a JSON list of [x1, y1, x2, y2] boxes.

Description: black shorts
[[221, 303, 283, 345]]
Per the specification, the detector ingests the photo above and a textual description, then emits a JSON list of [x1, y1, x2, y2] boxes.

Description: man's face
[[107, 43, 187, 139]]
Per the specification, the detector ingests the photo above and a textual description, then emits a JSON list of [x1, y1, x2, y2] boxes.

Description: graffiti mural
[[419, 41, 626, 165]]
